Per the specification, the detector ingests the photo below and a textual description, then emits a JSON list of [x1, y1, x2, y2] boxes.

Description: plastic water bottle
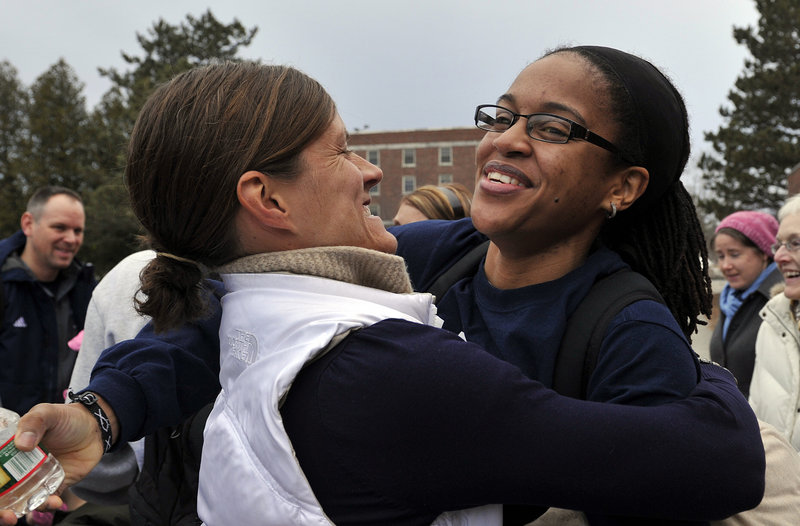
[[0, 408, 64, 517]]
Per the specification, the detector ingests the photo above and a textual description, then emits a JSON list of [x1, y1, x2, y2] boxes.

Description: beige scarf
[[216, 246, 413, 295]]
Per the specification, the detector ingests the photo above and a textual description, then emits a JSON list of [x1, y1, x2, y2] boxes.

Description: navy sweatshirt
[[392, 219, 698, 406]]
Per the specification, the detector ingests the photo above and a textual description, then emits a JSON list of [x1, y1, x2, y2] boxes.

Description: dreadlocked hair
[[600, 183, 713, 341], [552, 46, 713, 341]]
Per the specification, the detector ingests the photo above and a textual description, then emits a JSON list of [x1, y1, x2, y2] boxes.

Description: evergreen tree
[[699, 0, 800, 218], [22, 59, 100, 195], [0, 61, 29, 235], [96, 8, 257, 150], [82, 183, 141, 276], [84, 9, 258, 273]]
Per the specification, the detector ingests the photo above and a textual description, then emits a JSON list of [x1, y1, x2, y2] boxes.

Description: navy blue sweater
[[392, 218, 698, 406]]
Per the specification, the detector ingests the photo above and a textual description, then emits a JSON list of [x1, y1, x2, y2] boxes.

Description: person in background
[[69, 250, 155, 397], [0, 186, 95, 414], [63, 250, 156, 523], [392, 183, 472, 225], [710, 211, 782, 397], [0, 186, 96, 525], [3, 61, 765, 526], [750, 194, 800, 451]]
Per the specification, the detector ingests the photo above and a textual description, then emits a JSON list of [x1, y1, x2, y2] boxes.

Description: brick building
[[348, 127, 485, 224]]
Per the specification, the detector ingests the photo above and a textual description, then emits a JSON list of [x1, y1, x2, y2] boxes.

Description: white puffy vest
[[198, 272, 501, 525], [750, 293, 800, 451]]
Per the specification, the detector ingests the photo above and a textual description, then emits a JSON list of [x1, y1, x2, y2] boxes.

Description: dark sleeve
[[285, 319, 764, 522], [390, 218, 487, 291], [86, 281, 223, 444]]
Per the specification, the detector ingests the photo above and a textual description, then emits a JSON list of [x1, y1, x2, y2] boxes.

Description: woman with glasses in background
[[751, 194, 800, 451], [709, 211, 781, 398]]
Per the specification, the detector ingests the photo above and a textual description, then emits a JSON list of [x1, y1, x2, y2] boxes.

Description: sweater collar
[[217, 246, 413, 295]]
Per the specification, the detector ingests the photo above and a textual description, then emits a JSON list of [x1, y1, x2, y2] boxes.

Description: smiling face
[[774, 213, 800, 300], [281, 114, 397, 254], [472, 52, 626, 256], [20, 193, 85, 282], [713, 232, 768, 291]]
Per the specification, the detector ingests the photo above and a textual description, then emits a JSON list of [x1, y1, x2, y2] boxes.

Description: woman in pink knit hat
[[710, 210, 782, 397]]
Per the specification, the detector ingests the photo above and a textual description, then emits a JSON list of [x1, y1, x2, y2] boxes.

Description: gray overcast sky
[[1, 0, 759, 177]]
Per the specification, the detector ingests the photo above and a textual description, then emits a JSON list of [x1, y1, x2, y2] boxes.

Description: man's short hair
[[26, 186, 83, 220]]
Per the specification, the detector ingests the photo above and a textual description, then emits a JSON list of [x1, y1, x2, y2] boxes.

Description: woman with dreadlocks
[[392, 44, 714, 523], [394, 46, 711, 411]]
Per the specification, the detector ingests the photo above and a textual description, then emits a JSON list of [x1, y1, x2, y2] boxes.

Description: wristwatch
[[68, 390, 113, 453]]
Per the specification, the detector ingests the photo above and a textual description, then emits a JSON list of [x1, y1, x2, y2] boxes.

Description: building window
[[402, 149, 416, 167], [402, 175, 416, 194], [367, 150, 380, 166], [439, 146, 453, 166], [369, 204, 381, 218], [438, 174, 453, 185], [369, 182, 380, 196]]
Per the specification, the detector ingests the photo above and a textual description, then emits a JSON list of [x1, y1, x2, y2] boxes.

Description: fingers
[[42, 496, 64, 513], [0, 509, 18, 524], [14, 404, 58, 452]]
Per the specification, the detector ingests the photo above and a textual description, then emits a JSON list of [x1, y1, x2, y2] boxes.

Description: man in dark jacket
[[0, 186, 96, 414]]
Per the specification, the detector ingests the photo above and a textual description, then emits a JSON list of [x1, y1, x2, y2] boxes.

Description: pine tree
[[84, 9, 257, 273], [0, 61, 29, 235], [22, 59, 100, 196], [699, 0, 800, 218], [96, 8, 257, 148]]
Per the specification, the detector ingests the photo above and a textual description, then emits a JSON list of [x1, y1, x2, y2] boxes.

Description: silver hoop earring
[[607, 202, 617, 219]]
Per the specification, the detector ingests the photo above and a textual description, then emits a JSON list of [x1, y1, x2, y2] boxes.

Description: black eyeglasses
[[474, 104, 633, 164]]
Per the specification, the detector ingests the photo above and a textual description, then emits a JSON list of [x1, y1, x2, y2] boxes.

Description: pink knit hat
[[715, 211, 779, 255]]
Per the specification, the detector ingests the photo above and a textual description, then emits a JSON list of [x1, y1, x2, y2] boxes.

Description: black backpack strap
[[553, 269, 665, 400], [427, 240, 490, 304]]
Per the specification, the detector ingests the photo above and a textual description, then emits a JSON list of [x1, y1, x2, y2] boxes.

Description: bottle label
[[0, 436, 46, 495]]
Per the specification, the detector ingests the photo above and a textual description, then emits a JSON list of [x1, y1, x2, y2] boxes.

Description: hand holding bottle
[[0, 402, 110, 525]]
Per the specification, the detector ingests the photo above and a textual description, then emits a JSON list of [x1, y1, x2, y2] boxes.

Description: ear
[[20, 211, 34, 236], [236, 170, 294, 231], [605, 165, 649, 214]]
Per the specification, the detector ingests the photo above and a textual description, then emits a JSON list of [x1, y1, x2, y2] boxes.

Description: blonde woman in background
[[392, 183, 471, 225]]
